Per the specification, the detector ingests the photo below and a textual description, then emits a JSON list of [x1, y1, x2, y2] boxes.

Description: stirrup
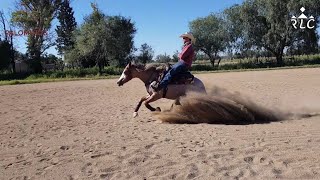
[[150, 81, 160, 91]]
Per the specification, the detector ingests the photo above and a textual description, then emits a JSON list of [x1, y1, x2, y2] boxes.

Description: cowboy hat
[[180, 32, 196, 44]]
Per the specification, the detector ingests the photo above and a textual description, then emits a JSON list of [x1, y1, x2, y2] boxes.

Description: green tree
[[0, 10, 15, 73], [155, 53, 171, 63], [72, 3, 136, 72], [106, 15, 136, 67], [12, 0, 61, 73], [0, 39, 11, 71], [195, 52, 209, 61], [240, 0, 299, 65], [56, 0, 77, 55], [0, 11, 8, 41], [42, 53, 63, 70], [190, 14, 229, 67], [287, 0, 320, 55], [172, 50, 179, 62], [137, 43, 154, 64], [64, 46, 82, 68], [75, 3, 107, 71], [287, 29, 319, 55], [223, 5, 245, 56]]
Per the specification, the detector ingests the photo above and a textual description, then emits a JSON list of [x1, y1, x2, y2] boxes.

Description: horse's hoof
[[155, 107, 161, 112], [133, 112, 138, 118]]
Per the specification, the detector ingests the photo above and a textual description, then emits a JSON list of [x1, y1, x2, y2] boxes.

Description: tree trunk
[[208, 53, 215, 67], [275, 52, 284, 66], [98, 61, 103, 74], [210, 58, 215, 67], [33, 51, 43, 73], [210, 52, 219, 67], [34, 61, 43, 74], [10, 35, 15, 73], [27, 36, 43, 73], [217, 57, 222, 67], [142, 57, 147, 65]]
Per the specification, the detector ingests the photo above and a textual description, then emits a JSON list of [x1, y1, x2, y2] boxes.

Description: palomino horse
[[116, 62, 206, 117]]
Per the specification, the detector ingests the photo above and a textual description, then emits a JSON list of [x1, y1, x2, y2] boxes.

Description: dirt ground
[[1, 68, 320, 180]]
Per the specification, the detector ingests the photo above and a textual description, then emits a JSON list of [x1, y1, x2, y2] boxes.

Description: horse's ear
[[128, 61, 132, 67]]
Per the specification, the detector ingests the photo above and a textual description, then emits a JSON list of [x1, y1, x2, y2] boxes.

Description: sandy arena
[[1, 68, 320, 179]]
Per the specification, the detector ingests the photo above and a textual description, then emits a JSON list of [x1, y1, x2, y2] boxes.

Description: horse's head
[[117, 62, 140, 86]]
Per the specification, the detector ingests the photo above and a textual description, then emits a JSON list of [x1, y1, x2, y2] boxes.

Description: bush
[[26, 74, 44, 80], [105, 66, 121, 75], [192, 60, 277, 71], [1, 54, 320, 82], [192, 54, 320, 71], [192, 65, 214, 71], [285, 54, 320, 66]]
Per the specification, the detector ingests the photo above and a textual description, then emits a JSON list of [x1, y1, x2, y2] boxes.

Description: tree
[[12, 0, 61, 73], [172, 50, 179, 62], [286, 0, 320, 55], [0, 10, 15, 73], [155, 53, 171, 63], [223, 5, 245, 57], [287, 29, 319, 55], [222, 0, 320, 60], [195, 52, 209, 61], [0, 39, 11, 71], [41, 53, 63, 71], [106, 15, 136, 67], [240, 0, 300, 65], [137, 43, 154, 64], [72, 3, 136, 72], [75, 3, 107, 71], [0, 11, 8, 41], [56, 0, 77, 55], [64, 46, 82, 68], [190, 14, 229, 67]]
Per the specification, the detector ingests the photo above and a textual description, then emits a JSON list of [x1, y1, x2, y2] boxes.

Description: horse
[[116, 62, 206, 118]]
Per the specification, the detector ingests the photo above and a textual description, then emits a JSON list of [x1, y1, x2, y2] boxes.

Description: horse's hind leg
[[170, 98, 181, 111], [174, 98, 181, 105], [144, 93, 161, 112], [133, 94, 150, 118]]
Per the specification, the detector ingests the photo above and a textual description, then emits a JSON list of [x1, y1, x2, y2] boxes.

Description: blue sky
[[0, 0, 244, 57]]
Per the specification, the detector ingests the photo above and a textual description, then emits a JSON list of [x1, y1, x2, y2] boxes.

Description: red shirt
[[179, 42, 195, 67]]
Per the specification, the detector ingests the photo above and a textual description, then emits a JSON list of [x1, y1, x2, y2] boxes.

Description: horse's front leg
[[144, 93, 161, 112], [133, 94, 150, 118]]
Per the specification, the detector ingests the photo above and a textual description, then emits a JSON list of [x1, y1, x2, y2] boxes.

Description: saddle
[[157, 63, 194, 85], [152, 64, 194, 98]]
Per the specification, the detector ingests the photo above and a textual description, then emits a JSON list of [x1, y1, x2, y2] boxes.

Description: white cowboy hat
[[180, 32, 196, 44]]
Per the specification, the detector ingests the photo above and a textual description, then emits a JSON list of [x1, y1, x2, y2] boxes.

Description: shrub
[[1, 55, 320, 82]]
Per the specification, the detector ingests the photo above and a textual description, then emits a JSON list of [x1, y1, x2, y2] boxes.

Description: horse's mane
[[133, 62, 168, 72]]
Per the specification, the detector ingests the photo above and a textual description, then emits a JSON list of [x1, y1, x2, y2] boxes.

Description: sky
[[0, 0, 244, 57]]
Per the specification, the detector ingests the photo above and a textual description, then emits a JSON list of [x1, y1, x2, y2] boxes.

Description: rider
[[151, 32, 195, 92]]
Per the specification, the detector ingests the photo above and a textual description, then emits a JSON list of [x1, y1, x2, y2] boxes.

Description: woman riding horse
[[116, 32, 206, 118], [151, 32, 196, 92]]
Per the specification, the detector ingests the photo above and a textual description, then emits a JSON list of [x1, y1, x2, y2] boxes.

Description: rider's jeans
[[157, 60, 188, 90]]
